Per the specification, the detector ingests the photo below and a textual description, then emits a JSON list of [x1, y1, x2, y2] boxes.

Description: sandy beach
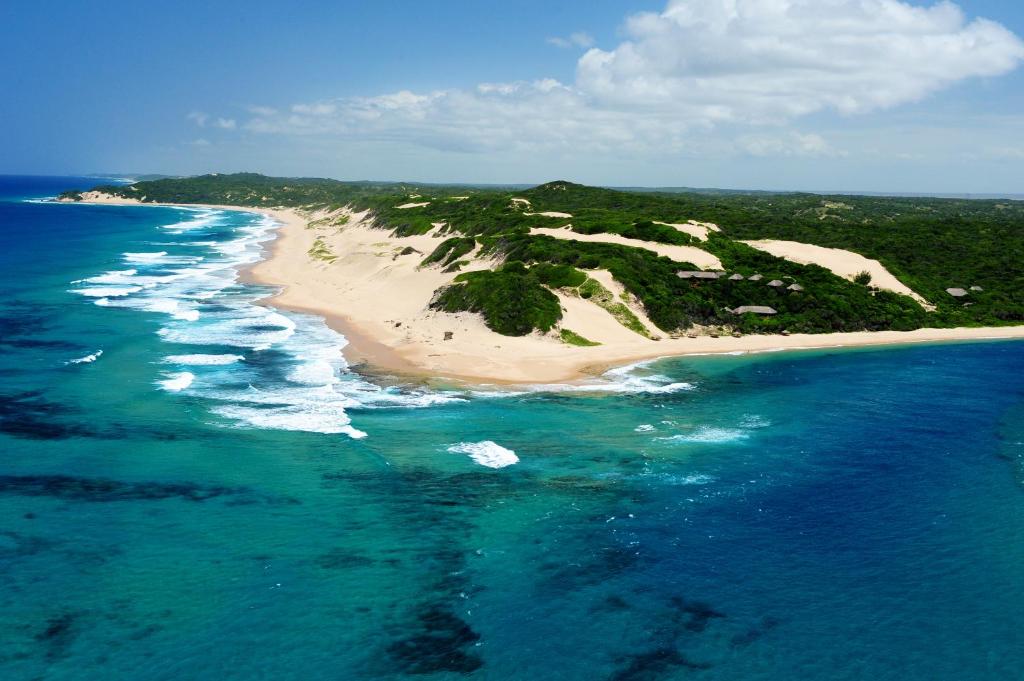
[[66, 194, 1024, 384]]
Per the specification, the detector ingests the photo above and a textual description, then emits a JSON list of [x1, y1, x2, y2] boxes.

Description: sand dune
[[530, 226, 723, 269], [525, 211, 573, 218], [741, 239, 933, 309], [653, 220, 720, 241]]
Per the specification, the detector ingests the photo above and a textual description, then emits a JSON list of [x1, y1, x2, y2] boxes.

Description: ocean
[[2, 175, 1023, 680]]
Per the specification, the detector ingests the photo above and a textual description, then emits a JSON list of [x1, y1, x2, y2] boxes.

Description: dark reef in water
[[0, 391, 95, 440], [314, 548, 376, 570], [730, 616, 781, 648], [670, 597, 726, 633], [0, 474, 298, 505], [609, 647, 711, 680], [386, 607, 483, 675], [34, 612, 79, 661]]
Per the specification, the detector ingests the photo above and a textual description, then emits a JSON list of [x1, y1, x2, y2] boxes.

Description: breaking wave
[[448, 441, 519, 468], [71, 206, 467, 439]]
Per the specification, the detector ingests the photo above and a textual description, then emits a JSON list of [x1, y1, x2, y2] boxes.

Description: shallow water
[[2, 176, 1024, 680]]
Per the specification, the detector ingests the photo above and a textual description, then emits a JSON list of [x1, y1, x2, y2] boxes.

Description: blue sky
[[2, 0, 1023, 192]]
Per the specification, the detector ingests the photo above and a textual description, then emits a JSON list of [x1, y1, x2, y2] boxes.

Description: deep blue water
[[2, 175, 1023, 680]]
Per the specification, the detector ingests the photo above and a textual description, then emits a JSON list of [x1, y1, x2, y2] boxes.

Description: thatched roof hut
[[946, 287, 968, 297], [787, 283, 804, 291], [748, 274, 763, 281], [677, 271, 720, 280], [729, 273, 745, 281], [767, 279, 784, 287], [970, 285, 984, 292], [730, 306, 778, 315]]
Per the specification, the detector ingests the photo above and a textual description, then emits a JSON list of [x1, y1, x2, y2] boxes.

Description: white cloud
[[186, 111, 209, 127], [237, 0, 1024, 159], [187, 138, 211, 147], [576, 0, 1024, 121], [213, 117, 236, 129], [737, 132, 844, 157], [547, 31, 595, 49]]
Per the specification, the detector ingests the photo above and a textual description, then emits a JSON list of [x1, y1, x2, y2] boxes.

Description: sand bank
[[65, 195, 1024, 384]]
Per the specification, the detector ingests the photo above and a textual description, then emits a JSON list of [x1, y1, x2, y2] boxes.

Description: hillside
[[60, 174, 1024, 338]]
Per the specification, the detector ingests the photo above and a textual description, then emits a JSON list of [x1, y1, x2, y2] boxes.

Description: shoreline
[[61, 195, 1024, 385]]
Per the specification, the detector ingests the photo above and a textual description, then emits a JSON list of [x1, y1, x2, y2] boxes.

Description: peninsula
[[60, 174, 1024, 383]]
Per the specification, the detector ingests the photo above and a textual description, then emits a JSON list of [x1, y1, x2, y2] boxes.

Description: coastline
[[62, 194, 1024, 384]]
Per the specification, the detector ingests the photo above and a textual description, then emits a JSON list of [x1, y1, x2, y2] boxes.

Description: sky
[[3, 0, 1024, 192]]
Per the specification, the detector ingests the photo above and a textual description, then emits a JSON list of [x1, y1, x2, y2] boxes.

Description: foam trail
[[158, 372, 195, 392], [71, 286, 142, 297], [448, 441, 519, 468], [658, 426, 750, 444], [164, 354, 244, 366], [75, 207, 474, 440], [67, 350, 103, 365]]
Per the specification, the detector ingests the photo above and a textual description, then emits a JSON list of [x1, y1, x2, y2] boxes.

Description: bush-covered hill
[[61, 174, 1023, 335]]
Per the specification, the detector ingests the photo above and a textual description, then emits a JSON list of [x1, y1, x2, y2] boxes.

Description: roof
[[946, 287, 968, 297], [748, 274, 764, 281], [677, 271, 720, 280], [729, 273, 745, 281], [730, 306, 778, 315], [970, 285, 984, 291], [787, 283, 804, 291], [767, 279, 785, 287]]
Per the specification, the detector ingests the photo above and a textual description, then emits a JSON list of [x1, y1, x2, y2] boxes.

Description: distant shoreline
[[59, 194, 1024, 385]]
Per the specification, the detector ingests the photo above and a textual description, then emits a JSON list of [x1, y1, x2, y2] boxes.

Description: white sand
[[531, 226, 723, 270], [653, 220, 721, 242], [66, 194, 1024, 384], [741, 239, 933, 309], [396, 201, 430, 209], [525, 211, 573, 218]]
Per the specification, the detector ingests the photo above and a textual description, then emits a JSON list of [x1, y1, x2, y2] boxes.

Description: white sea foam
[[164, 354, 245, 366], [664, 473, 717, 485], [739, 414, 772, 429], [71, 286, 142, 297], [123, 251, 167, 261], [470, 360, 695, 397], [67, 350, 103, 365], [158, 371, 195, 392], [160, 210, 225, 233], [211, 403, 368, 439], [658, 426, 750, 444], [76, 268, 137, 284], [76, 207, 472, 440], [448, 441, 519, 468], [635, 424, 656, 433]]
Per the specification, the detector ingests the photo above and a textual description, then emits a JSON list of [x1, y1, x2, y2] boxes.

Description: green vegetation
[[575, 277, 653, 338], [854, 271, 873, 286], [422, 237, 477, 268], [307, 238, 336, 262], [61, 173, 1024, 336], [430, 262, 561, 336], [307, 213, 349, 230], [559, 329, 601, 347]]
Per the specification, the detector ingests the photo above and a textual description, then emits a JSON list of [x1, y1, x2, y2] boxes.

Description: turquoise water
[[2, 175, 1024, 680]]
